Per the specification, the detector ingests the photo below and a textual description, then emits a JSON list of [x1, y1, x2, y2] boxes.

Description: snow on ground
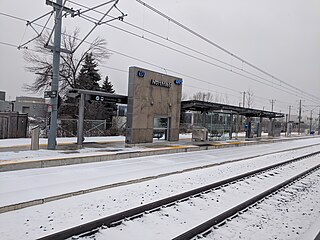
[[1, 138, 320, 208], [203, 169, 320, 240], [0, 134, 194, 148], [0, 134, 191, 162], [0, 136, 126, 148], [0, 133, 306, 163], [77, 156, 319, 240], [0, 138, 319, 240]]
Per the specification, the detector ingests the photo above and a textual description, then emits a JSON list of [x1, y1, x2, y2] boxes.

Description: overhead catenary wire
[[0, 40, 243, 105], [0, 39, 305, 110], [0, 10, 319, 106], [64, 2, 317, 109], [66, 1, 319, 103], [63, 2, 320, 105], [0, 11, 313, 100], [0, 41, 21, 48], [136, 0, 320, 103]]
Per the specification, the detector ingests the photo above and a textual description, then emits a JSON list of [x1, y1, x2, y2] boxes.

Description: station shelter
[[181, 100, 284, 140]]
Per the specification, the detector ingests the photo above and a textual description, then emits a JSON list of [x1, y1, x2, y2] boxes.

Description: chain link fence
[[57, 119, 110, 137]]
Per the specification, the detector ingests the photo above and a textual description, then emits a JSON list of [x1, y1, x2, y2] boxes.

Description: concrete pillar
[[268, 118, 273, 137], [245, 117, 252, 138], [202, 111, 206, 128], [31, 125, 40, 150], [257, 116, 263, 137], [248, 117, 252, 138], [77, 93, 85, 147], [235, 112, 239, 139], [229, 113, 233, 139]]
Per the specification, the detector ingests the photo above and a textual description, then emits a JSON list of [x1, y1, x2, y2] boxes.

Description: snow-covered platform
[[0, 134, 318, 173], [0, 137, 320, 240]]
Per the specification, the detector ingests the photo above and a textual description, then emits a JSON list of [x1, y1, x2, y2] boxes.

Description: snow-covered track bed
[[37, 151, 320, 240], [198, 167, 320, 240]]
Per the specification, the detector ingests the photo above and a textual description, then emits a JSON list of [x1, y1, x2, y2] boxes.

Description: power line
[[136, 0, 320, 103], [0, 38, 307, 111], [0, 41, 20, 48], [62, 2, 320, 104], [0, 10, 311, 100], [64, 2, 317, 108], [65, 1, 320, 102], [1, 10, 318, 106], [0, 12, 26, 22]]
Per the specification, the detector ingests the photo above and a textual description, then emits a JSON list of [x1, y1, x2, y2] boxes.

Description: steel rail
[[37, 150, 320, 240], [173, 164, 320, 240]]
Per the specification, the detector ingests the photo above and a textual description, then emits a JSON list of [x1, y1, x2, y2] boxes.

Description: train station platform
[[0, 133, 319, 172]]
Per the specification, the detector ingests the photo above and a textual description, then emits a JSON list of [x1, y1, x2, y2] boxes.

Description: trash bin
[[31, 125, 40, 150], [192, 127, 208, 141]]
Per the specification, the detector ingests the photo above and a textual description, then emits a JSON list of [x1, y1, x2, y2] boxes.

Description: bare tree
[[181, 93, 189, 101], [23, 28, 110, 94], [223, 93, 230, 105], [192, 91, 233, 104], [193, 91, 214, 102], [246, 88, 255, 108]]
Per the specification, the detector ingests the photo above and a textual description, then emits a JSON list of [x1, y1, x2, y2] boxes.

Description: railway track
[[37, 150, 320, 240], [195, 168, 320, 240]]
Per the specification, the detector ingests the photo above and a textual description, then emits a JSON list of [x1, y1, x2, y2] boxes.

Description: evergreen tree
[[98, 76, 117, 128], [101, 76, 115, 93], [75, 53, 101, 90], [59, 53, 118, 135]]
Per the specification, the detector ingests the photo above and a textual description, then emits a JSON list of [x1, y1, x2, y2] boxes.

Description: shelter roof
[[181, 100, 284, 118]]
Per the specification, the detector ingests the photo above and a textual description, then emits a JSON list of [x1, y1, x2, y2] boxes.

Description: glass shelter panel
[[153, 117, 169, 140], [193, 112, 233, 140]]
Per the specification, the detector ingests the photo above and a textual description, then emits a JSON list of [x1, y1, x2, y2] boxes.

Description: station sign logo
[[137, 70, 145, 78], [174, 79, 183, 85]]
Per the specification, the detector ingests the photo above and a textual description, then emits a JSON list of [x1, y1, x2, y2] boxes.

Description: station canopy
[[181, 100, 284, 118]]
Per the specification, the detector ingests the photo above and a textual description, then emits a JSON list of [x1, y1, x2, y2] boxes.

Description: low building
[[0, 91, 12, 112], [13, 96, 48, 118], [0, 112, 28, 139]]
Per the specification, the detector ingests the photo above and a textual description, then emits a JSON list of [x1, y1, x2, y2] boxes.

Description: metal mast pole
[[288, 105, 291, 122], [242, 92, 246, 108], [309, 110, 313, 134], [48, 0, 63, 150], [298, 100, 302, 135], [287, 105, 291, 136], [241, 92, 245, 133], [285, 114, 288, 136], [318, 108, 320, 135]]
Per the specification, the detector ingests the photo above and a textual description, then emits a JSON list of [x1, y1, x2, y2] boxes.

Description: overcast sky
[[0, 0, 319, 116]]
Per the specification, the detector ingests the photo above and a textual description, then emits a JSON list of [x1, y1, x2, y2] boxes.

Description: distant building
[[0, 91, 12, 112], [0, 91, 5, 101], [13, 96, 48, 118]]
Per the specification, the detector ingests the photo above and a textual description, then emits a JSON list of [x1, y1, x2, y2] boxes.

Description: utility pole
[[242, 92, 246, 108], [285, 114, 288, 136], [318, 108, 320, 135], [47, 0, 63, 150], [309, 110, 313, 134], [270, 99, 275, 112], [298, 100, 302, 135], [288, 105, 291, 122], [18, 1, 124, 149], [287, 105, 291, 136]]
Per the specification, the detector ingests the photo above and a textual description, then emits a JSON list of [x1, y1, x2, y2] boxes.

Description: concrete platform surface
[[0, 134, 319, 172]]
